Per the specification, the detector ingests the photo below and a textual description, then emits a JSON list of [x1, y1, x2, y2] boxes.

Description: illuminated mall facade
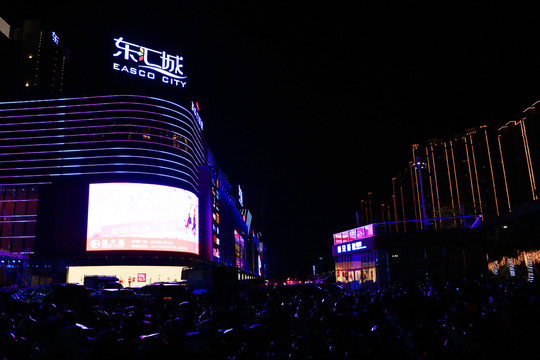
[[0, 19, 264, 289]]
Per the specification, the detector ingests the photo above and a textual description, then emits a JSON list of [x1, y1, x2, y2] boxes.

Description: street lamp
[[413, 157, 429, 229], [413, 157, 429, 282]]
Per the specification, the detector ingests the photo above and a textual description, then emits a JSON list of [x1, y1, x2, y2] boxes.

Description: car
[[14, 287, 36, 302], [95, 288, 142, 308], [100, 282, 123, 290], [316, 283, 346, 295], [0, 288, 19, 306], [135, 281, 190, 305], [22, 283, 95, 308], [270, 283, 329, 301], [84, 276, 123, 290]]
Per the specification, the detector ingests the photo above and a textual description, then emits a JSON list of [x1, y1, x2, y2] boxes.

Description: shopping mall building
[[0, 18, 264, 290]]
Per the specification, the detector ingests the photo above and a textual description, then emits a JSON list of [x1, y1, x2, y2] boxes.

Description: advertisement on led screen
[[87, 183, 198, 254], [234, 229, 244, 269]]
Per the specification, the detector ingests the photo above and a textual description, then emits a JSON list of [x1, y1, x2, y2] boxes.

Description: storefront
[[335, 250, 377, 290], [333, 222, 488, 289], [333, 225, 378, 290]]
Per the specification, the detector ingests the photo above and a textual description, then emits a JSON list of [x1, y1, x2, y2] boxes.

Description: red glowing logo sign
[[333, 224, 374, 245], [137, 273, 146, 282]]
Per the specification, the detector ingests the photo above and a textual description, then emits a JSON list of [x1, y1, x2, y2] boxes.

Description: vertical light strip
[[400, 185, 407, 232], [444, 142, 457, 224], [425, 146, 437, 229], [412, 145, 423, 229], [469, 134, 483, 216], [392, 178, 399, 233], [463, 136, 477, 214], [409, 161, 420, 230], [430, 144, 442, 224], [520, 119, 538, 200], [484, 127, 499, 216], [498, 134, 512, 213], [386, 203, 391, 231], [450, 140, 462, 224]]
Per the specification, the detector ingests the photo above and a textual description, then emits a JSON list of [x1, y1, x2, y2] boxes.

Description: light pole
[[413, 157, 429, 229], [413, 157, 430, 283]]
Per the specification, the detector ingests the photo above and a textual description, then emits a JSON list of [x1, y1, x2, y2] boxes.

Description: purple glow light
[[0, 94, 201, 136]]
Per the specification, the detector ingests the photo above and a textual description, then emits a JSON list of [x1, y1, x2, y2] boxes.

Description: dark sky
[[3, 1, 540, 279]]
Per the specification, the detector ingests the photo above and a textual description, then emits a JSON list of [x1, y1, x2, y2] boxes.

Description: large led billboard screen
[[87, 183, 198, 254], [234, 229, 244, 269]]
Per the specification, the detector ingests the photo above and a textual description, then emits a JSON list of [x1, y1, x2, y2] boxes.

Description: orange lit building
[[351, 100, 540, 285]]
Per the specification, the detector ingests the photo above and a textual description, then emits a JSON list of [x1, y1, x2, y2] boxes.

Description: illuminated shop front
[[67, 265, 187, 288], [487, 251, 538, 282], [333, 225, 378, 290], [333, 219, 488, 289]]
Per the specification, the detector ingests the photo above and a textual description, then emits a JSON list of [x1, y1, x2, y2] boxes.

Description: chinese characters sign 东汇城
[[112, 37, 187, 88]]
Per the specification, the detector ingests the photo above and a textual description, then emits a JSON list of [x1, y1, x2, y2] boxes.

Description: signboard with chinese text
[[234, 229, 244, 269], [112, 36, 187, 88], [332, 236, 375, 256], [333, 224, 375, 245]]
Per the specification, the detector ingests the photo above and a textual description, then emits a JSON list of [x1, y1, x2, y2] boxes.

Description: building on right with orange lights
[[340, 100, 540, 287]]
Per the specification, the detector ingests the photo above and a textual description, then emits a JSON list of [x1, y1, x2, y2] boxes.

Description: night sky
[[3, 1, 540, 279]]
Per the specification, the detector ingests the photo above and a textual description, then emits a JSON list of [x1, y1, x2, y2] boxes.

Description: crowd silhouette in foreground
[[0, 276, 539, 359]]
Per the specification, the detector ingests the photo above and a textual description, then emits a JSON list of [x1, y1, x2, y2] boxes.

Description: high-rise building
[[497, 105, 539, 213], [366, 117, 538, 228], [346, 101, 540, 287], [0, 18, 69, 99]]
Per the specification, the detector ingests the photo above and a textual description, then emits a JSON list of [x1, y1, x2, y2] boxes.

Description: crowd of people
[[0, 276, 539, 359]]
